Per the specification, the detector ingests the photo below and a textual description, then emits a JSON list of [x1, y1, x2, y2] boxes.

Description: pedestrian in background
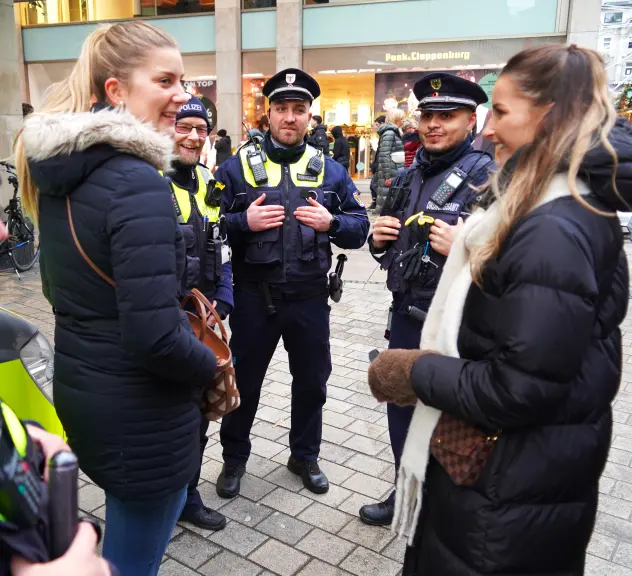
[[369, 114, 386, 210], [214, 128, 232, 167], [308, 114, 330, 156], [401, 117, 421, 167], [14, 21, 217, 576], [368, 44, 630, 576], [258, 114, 270, 133], [374, 108, 404, 213], [331, 125, 350, 169]]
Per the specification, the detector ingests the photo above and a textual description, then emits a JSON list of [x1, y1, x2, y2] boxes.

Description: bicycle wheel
[[8, 214, 39, 272]]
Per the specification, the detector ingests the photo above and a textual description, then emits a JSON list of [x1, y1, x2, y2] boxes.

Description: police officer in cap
[[214, 68, 369, 497], [164, 96, 233, 531], [361, 72, 496, 526]]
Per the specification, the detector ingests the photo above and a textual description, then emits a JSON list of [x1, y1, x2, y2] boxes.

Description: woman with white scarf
[[368, 44, 632, 576]]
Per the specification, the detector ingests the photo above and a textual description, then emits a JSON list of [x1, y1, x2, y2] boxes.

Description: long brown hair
[[14, 21, 178, 223], [470, 44, 618, 284]]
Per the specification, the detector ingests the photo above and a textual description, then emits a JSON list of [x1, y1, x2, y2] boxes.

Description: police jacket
[[21, 108, 216, 501], [215, 135, 369, 291], [371, 137, 494, 301], [166, 163, 234, 316], [407, 118, 632, 576]]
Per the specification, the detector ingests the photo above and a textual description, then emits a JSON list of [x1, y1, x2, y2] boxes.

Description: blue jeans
[[102, 485, 187, 576]]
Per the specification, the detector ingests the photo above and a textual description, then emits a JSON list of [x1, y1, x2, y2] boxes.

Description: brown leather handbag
[[430, 413, 500, 486], [66, 197, 239, 422]]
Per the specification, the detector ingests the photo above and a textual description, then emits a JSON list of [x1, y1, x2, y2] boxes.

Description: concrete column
[[0, 1, 23, 207], [215, 0, 242, 146], [276, 0, 302, 71], [566, 0, 601, 49]]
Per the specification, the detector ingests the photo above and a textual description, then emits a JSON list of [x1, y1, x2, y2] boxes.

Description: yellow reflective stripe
[[193, 167, 220, 222], [1, 400, 27, 458], [239, 148, 282, 187], [289, 145, 324, 188]]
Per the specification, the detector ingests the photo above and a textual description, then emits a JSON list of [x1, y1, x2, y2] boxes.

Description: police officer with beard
[[360, 73, 496, 526], [164, 96, 233, 531], [214, 69, 369, 498]]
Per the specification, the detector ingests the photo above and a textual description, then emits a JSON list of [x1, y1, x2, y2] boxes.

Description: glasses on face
[[175, 122, 209, 139]]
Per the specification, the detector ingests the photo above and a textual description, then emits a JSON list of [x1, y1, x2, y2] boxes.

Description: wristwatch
[[328, 215, 341, 235]]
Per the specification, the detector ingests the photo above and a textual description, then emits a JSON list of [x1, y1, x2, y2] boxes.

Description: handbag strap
[[67, 197, 230, 340], [67, 196, 116, 288]]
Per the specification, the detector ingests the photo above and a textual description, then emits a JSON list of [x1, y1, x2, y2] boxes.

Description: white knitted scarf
[[392, 174, 585, 543]]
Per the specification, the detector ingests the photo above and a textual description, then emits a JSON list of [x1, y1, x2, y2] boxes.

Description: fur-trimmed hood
[[23, 109, 174, 198]]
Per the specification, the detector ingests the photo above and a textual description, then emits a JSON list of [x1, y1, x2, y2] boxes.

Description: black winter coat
[[375, 123, 404, 213], [21, 109, 217, 501], [405, 119, 632, 575], [308, 124, 330, 156], [214, 135, 232, 167], [331, 126, 350, 168]]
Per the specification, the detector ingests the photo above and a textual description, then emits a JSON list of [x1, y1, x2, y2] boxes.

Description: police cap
[[263, 68, 321, 104], [413, 72, 488, 111]]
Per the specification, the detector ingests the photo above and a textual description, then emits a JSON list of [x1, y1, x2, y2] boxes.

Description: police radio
[[242, 122, 268, 185], [429, 167, 468, 208], [205, 179, 222, 207], [306, 151, 324, 176]]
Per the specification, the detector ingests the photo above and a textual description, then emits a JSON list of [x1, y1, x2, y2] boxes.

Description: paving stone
[[264, 380, 292, 396], [297, 528, 357, 565], [610, 447, 632, 466], [219, 496, 275, 526], [338, 518, 395, 551], [603, 476, 617, 495], [326, 398, 355, 414], [199, 550, 263, 576], [166, 531, 221, 569], [256, 405, 289, 424], [595, 512, 632, 543], [345, 420, 388, 440], [159, 558, 200, 576], [251, 436, 286, 459], [259, 393, 292, 410], [585, 554, 632, 575], [256, 511, 314, 545], [381, 537, 408, 562], [239, 474, 277, 501], [344, 406, 382, 423], [338, 492, 376, 516], [298, 501, 354, 533], [341, 546, 401, 576], [298, 559, 355, 576], [249, 539, 310, 576], [600, 495, 632, 520], [328, 385, 356, 401], [261, 487, 313, 515], [319, 461, 356, 485], [323, 423, 355, 444], [342, 472, 393, 500], [252, 420, 289, 441], [615, 541, 632, 569], [209, 520, 268, 556], [299, 483, 353, 508], [264, 465, 306, 492], [320, 441, 356, 464], [322, 410, 356, 429], [588, 531, 618, 561], [197, 480, 231, 513], [200, 458, 224, 483], [78, 483, 106, 513], [204, 441, 223, 461], [377, 446, 396, 464], [344, 453, 391, 477], [245, 453, 282, 479]]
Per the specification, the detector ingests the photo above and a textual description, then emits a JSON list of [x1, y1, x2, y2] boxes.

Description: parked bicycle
[[0, 160, 39, 277]]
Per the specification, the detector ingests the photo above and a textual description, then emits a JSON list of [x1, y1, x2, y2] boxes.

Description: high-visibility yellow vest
[[160, 165, 220, 223]]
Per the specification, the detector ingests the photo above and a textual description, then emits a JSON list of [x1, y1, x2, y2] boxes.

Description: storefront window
[[19, 0, 214, 26], [242, 0, 276, 9], [241, 51, 276, 136]]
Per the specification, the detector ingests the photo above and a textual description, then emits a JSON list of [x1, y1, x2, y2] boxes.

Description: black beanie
[[176, 96, 210, 127]]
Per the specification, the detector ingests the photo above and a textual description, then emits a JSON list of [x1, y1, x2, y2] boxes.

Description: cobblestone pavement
[[4, 196, 632, 574]]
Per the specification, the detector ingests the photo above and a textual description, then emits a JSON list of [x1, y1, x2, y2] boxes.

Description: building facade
[[599, 1, 632, 89], [0, 0, 600, 203]]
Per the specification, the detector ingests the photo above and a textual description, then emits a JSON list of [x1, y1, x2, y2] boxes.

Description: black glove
[[214, 300, 232, 320]]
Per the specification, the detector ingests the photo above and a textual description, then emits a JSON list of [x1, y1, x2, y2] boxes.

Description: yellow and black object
[[395, 212, 437, 282]]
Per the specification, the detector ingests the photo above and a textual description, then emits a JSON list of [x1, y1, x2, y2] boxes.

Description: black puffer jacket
[[375, 123, 404, 213], [22, 109, 217, 501], [406, 118, 632, 576], [308, 124, 330, 156]]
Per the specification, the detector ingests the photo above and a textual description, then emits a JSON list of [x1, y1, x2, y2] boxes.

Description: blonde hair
[[14, 21, 178, 223], [470, 44, 619, 284], [386, 108, 405, 125], [401, 117, 419, 132]]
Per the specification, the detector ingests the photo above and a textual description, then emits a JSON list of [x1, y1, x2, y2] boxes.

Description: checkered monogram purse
[[430, 413, 500, 486]]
